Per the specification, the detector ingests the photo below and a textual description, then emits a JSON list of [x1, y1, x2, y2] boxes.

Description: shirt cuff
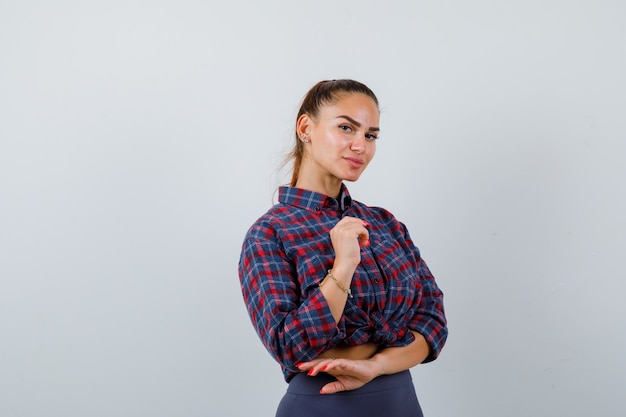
[[296, 287, 341, 351]]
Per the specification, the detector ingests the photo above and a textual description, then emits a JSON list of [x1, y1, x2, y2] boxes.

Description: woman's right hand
[[319, 216, 369, 323], [329, 216, 369, 274]]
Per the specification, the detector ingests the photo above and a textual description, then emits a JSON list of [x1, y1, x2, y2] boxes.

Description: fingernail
[[365, 239, 370, 247], [296, 363, 304, 368], [319, 389, 324, 394], [307, 369, 314, 376], [321, 365, 328, 371]]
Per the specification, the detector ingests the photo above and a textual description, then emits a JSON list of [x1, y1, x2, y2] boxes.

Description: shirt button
[[315, 206, 320, 212]]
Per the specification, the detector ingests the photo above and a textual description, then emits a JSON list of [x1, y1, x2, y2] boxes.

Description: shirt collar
[[278, 184, 353, 213]]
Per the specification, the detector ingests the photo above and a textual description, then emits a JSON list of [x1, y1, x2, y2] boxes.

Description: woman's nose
[[350, 135, 366, 152]]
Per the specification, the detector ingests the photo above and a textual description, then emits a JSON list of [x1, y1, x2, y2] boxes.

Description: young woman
[[239, 79, 448, 417]]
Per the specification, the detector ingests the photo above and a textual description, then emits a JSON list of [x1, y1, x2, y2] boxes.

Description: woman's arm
[[298, 331, 429, 394], [239, 233, 339, 372], [368, 331, 430, 376], [321, 216, 370, 322], [238, 216, 370, 373]]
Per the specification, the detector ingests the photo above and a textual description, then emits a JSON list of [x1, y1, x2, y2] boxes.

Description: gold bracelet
[[322, 270, 353, 298]]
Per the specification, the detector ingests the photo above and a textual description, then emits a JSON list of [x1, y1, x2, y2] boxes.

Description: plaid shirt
[[239, 185, 447, 381]]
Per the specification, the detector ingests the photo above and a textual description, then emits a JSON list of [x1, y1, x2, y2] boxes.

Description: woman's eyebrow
[[337, 115, 380, 131]]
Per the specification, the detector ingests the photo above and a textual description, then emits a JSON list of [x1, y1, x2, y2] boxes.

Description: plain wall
[[1, 1, 625, 416]]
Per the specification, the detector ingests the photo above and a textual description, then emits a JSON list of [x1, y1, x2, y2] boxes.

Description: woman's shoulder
[[244, 203, 295, 237], [351, 199, 400, 223], [351, 199, 411, 237]]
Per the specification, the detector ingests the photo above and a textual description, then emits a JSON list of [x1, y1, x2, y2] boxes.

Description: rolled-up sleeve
[[402, 225, 448, 362], [238, 223, 338, 375]]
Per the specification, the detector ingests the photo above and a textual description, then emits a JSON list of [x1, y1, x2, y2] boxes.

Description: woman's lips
[[344, 157, 365, 168]]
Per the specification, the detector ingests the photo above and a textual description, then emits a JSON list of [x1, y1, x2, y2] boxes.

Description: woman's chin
[[344, 171, 365, 182], [342, 175, 361, 183]]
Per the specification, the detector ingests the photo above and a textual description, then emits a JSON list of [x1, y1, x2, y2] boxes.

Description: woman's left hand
[[297, 358, 382, 394]]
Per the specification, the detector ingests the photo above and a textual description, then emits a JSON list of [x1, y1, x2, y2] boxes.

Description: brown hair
[[286, 79, 379, 186]]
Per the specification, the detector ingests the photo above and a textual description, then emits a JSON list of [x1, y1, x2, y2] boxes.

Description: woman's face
[[299, 93, 380, 187]]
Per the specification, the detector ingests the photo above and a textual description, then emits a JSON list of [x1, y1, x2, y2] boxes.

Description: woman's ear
[[296, 114, 312, 142]]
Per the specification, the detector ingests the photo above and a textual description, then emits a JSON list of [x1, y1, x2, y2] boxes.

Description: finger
[[319, 380, 347, 395], [302, 358, 335, 376], [357, 228, 370, 247], [320, 361, 357, 378], [339, 215, 364, 224], [341, 220, 368, 240], [337, 216, 369, 230], [296, 359, 325, 371]]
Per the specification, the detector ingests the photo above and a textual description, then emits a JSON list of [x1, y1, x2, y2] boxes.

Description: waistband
[[287, 370, 413, 396]]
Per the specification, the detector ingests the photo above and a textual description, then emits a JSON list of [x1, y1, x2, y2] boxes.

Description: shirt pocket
[[368, 235, 420, 310]]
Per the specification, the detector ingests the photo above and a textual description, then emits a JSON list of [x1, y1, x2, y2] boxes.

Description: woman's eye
[[365, 133, 379, 141], [339, 125, 352, 132]]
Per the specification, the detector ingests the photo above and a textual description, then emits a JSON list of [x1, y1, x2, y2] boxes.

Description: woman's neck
[[294, 176, 342, 199]]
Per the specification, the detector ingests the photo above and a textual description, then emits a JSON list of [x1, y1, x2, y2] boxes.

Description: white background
[[1, 1, 625, 416]]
